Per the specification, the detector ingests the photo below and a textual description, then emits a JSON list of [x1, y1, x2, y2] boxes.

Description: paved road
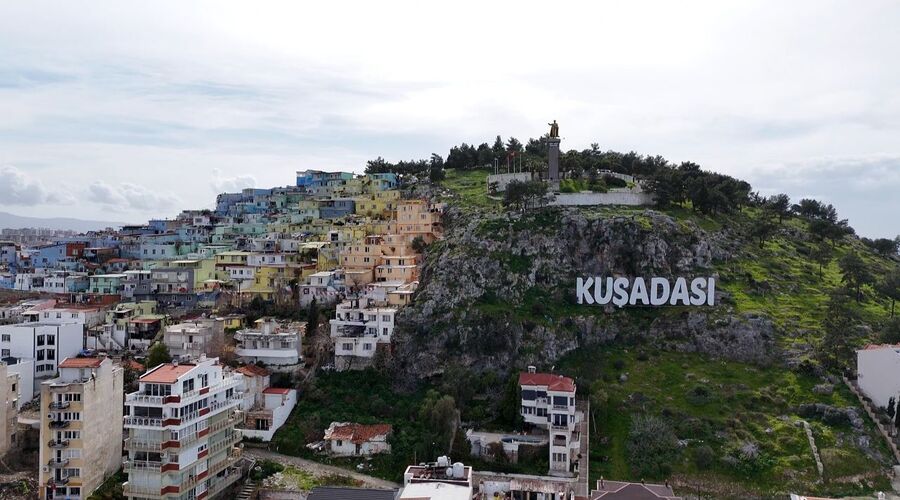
[[243, 448, 400, 490]]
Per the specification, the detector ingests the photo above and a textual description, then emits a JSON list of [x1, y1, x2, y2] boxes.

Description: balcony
[[552, 404, 571, 411], [122, 482, 163, 498], [124, 437, 163, 451], [124, 416, 164, 427], [49, 475, 71, 486], [550, 424, 571, 431], [48, 458, 69, 468], [49, 401, 70, 410], [48, 439, 70, 448], [49, 420, 70, 429], [123, 459, 165, 473]]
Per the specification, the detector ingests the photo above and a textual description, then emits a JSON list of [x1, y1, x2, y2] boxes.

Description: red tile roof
[[124, 359, 144, 371], [59, 357, 104, 369], [237, 365, 270, 377], [140, 363, 195, 383], [325, 423, 392, 444], [862, 344, 900, 350], [519, 372, 576, 392], [263, 387, 291, 395]]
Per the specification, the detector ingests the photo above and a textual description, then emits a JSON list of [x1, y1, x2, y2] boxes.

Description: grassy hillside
[[435, 168, 898, 496], [269, 168, 897, 498]]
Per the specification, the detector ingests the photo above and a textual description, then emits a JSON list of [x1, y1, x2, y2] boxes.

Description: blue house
[[319, 199, 356, 219]]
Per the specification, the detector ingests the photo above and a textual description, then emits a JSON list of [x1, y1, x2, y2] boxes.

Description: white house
[[234, 319, 304, 372], [163, 318, 225, 360], [857, 344, 900, 409], [519, 367, 580, 475], [330, 298, 396, 370], [299, 270, 346, 307], [324, 422, 392, 456], [0, 322, 83, 389]]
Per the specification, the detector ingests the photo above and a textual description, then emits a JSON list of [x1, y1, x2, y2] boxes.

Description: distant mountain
[[0, 211, 131, 232]]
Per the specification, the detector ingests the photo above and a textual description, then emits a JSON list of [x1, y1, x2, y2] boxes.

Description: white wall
[[549, 191, 654, 206], [0, 323, 83, 384], [858, 347, 900, 409]]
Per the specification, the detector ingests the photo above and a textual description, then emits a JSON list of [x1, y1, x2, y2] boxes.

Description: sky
[[0, 1, 898, 237]]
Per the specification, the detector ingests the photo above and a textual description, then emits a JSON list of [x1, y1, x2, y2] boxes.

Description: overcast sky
[[1, 1, 898, 237]]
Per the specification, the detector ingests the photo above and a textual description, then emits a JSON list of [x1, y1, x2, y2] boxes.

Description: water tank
[[436, 456, 450, 467], [452, 462, 465, 478], [445, 467, 453, 477]]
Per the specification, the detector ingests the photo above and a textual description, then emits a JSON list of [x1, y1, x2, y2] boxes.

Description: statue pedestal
[[548, 137, 561, 182]]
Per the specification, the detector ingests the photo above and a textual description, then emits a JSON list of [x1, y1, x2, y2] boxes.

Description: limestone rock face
[[392, 207, 778, 383]]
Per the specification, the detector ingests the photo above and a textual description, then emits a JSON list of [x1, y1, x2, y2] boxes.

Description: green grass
[[557, 346, 892, 496], [441, 168, 500, 212]]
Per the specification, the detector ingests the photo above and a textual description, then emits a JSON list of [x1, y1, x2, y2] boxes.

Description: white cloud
[[87, 181, 179, 212], [0, 165, 73, 205], [0, 0, 897, 235], [211, 168, 256, 193]]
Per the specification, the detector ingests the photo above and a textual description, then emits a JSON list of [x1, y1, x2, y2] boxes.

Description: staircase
[[236, 478, 256, 500]]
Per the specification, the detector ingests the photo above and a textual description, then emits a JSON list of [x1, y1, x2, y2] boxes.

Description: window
[[37, 335, 45, 346], [1, 334, 8, 342], [182, 378, 195, 393], [47, 349, 55, 360], [1, 350, 8, 357], [341, 343, 352, 351], [364, 343, 372, 350], [37, 350, 45, 361], [47, 335, 54, 345]]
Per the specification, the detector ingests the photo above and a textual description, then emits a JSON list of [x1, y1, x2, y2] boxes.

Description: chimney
[[527, 365, 536, 374]]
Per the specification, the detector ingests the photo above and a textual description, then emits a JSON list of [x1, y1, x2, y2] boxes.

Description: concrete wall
[[549, 190, 654, 207], [857, 347, 900, 409], [486, 173, 533, 193]]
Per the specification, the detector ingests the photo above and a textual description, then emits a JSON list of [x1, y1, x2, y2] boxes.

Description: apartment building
[[234, 319, 303, 372], [330, 297, 396, 371], [163, 318, 225, 360], [519, 367, 580, 475], [0, 322, 83, 386], [39, 356, 124, 500], [123, 356, 243, 500], [299, 270, 346, 307], [0, 362, 18, 457]]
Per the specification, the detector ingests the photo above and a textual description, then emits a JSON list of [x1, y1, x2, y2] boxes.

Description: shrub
[[251, 459, 285, 481], [693, 445, 715, 470], [686, 385, 714, 405], [626, 414, 680, 478]]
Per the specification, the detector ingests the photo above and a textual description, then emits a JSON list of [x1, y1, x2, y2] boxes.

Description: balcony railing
[[552, 404, 571, 411], [124, 437, 163, 451], [122, 482, 162, 497], [49, 420, 70, 429], [48, 439, 70, 448], [124, 416, 164, 427], [123, 459, 166, 473], [48, 458, 69, 468], [49, 401, 70, 410]]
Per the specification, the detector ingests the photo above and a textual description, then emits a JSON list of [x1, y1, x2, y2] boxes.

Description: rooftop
[[325, 422, 392, 444], [263, 387, 291, 395], [59, 357, 104, 369], [140, 363, 196, 383], [237, 365, 270, 377], [591, 480, 680, 499], [519, 372, 576, 393], [308, 487, 397, 500]]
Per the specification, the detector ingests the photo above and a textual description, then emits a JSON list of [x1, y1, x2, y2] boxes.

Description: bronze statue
[[548, 120, 559, 138]]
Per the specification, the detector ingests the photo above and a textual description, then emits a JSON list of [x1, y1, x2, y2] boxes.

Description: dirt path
[[243, 449, 400, 490]]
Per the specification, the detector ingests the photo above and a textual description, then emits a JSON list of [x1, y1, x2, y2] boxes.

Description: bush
[[693, 445, 715, 470], [686, 385, 714, 405], [251, 459, 285, 481], [626, 414, 680, 478]]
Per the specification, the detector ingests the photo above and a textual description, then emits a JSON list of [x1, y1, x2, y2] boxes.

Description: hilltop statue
[[548, 120, 559, 138]]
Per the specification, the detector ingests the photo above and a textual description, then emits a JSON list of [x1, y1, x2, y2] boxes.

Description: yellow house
[[394, 199, 444, 244], [354, 190, 400, 219], [169, 259, 217, 289], [221, 313, 246, 330]]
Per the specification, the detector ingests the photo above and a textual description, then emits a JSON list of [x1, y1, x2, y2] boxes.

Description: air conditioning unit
[[47, 414, 53, 420]]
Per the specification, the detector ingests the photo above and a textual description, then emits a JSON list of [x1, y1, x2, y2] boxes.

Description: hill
[[0, 210, 129, 232], [388, 168, 898, 497]]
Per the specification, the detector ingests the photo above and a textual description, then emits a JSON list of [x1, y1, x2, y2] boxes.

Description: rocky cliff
[[392, 206, 778, 382]]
